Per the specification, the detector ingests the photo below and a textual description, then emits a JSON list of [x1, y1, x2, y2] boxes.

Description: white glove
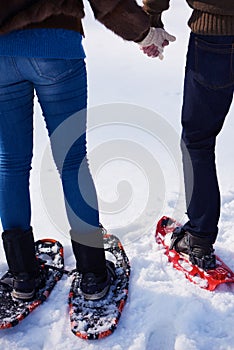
[[138, 27, 176, 59]]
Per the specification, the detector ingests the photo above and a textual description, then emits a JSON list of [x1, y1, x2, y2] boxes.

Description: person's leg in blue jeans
[[0, 57, 111, 300], [171, 33, 234, 269], [0, 57, 43, 299], [0, 58, 34, 231], [31, 58, 106, 277]]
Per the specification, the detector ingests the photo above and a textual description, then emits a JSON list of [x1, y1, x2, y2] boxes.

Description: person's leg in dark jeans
[[171, 33, 234, 270]]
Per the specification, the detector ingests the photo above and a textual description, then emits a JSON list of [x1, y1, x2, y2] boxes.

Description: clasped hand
[[138, 27, 176, 59]]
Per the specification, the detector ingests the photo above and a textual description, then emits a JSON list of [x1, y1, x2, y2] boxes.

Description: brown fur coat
[[0, 0, 150, 42]]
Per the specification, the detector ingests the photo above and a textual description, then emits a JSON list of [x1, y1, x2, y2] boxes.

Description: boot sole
[[82, 284, 110, 301], [12, 289, 35, 301]]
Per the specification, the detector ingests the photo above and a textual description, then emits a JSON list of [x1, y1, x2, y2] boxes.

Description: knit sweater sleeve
[[88, 0, 150, 42]]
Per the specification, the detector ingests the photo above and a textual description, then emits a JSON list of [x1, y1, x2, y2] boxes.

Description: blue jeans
[[181, 33, 234, 240], [0, 57, 100, 235]]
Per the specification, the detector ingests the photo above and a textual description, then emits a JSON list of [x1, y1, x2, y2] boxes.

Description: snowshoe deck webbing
[[0, 239, 64, 329], [156, 216, 234, 291], [68, 233, 130, 340]]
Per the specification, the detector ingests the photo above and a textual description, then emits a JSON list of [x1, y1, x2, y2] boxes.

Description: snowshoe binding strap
[[169, 226, 186, 250]]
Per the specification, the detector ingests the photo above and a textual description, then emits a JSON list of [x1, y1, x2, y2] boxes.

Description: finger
[[145, 46, 160, 56], [147, 48, 160, 58], [164, 32, 176, 42], [142, 44, 156, 52], [162, 40, 169, 47], [143, 44, 159, 53], [158, 53, 164, 60]]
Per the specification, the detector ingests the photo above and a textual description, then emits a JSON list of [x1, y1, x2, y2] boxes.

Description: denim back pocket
[[194, 37, 234, 89], [30, 58, 75, 81]]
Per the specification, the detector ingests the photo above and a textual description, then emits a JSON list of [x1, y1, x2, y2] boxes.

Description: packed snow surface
[[0, 2, 234, 349]]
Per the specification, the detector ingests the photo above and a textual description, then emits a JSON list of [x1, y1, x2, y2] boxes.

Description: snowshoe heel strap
[[189, 251, 216, 271]]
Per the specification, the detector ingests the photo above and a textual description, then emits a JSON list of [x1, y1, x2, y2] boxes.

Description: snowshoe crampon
[[0, 239, 64, 329], [68, 233, 130, 340], [156, 216, 234, 291]]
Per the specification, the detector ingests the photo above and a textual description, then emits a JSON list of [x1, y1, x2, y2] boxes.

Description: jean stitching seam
[[29, 58, 73, 81], [11, 57, 23, 80]]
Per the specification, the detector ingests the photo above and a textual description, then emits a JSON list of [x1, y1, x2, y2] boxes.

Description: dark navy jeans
[[181, 33, 234, 240], [0, 57, 100, 236]]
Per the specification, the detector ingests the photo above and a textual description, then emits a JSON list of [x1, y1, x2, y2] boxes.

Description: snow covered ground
[[1, 1, 234, 349]]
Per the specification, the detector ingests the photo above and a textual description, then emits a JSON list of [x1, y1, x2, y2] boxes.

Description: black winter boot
[[80, 260, 116, 300], [2, 227, 45, 300], [71, 228, 113, 300], [170, 227, 216, 270]]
